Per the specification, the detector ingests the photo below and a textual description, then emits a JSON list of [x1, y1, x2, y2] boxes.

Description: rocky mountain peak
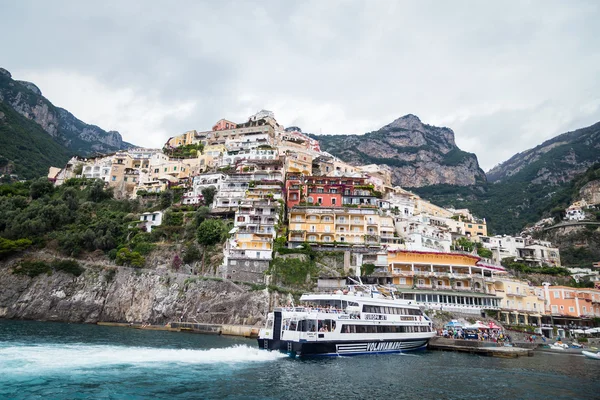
[[16, 80, 42, 96], [311, 115, 485, 187], [0, 67, 11, 79]]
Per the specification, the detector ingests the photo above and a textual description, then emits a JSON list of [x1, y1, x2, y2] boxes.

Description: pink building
[[212, 119, 237, 131]]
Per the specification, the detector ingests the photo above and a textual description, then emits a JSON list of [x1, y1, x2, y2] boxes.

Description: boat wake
[[0, 342, 286, 375]]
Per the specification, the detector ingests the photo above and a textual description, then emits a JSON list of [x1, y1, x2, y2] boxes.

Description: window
[[400, 278, 406, 284], [152, 214, 156, 221], [317, 197, 322, 204], [124, 177, 128, 182], [553, 291, 560, 299], [111, 176, 116, 181], [332, 198, 336, 205], [569, 307, 575, 312], [308, 235, 317, 241], [583, 306, 587, 313], [295, 216, 302, 221]]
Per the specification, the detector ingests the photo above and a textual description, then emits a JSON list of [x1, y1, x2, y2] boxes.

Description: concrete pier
[[428, 337, 534, 358]]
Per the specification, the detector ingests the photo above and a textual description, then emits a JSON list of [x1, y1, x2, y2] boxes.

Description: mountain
[[311, 114, 486, 187], [411, 122, 600, 235], [487, 121, 600, 184], [0, 102, 72, 179], [0, 67, 134, 177]]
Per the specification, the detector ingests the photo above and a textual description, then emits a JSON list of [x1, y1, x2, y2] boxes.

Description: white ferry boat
[[257, 285, 436, 357]]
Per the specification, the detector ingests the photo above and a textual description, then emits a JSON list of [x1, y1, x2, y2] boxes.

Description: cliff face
[[0, 67, 133, 156], [486, 121, 600, 184], [312, 114, 486, 187], [0, 262, 272, 326]]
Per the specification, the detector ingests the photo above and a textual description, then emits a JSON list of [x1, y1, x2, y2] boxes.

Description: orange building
[[541, 285, 600, 318]]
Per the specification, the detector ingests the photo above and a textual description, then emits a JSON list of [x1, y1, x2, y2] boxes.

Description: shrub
[[13, 260, 52, 277], [0, 237, 32, 259], [183, 242, 202, 264], [133, 241, 156, 255], [115, 248, 145, 268], [52, 259, 85, 276]]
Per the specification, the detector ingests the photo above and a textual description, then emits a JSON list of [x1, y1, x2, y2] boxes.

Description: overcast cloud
[[2, 0, 599, 171]]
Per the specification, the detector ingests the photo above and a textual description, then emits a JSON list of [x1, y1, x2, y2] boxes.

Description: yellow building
[[288, 207, 395, 247], [283, 150, 313, 175], [387, 250, 499, 290], [494, 278, 545, 325], [413, 198, 454, 218], [165, 130, 197, 147]]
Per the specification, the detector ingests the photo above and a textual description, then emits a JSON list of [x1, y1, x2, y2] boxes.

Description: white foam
[[0, 343, 287, 375]]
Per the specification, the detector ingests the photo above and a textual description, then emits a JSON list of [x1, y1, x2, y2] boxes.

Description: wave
[[0, 343, 287, 375]]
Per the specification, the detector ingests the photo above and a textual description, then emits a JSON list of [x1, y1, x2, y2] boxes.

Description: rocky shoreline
[[0, 260, 281, 327]]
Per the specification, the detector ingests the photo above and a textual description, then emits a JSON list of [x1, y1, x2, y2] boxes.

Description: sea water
[[0, 320, 598, 399]]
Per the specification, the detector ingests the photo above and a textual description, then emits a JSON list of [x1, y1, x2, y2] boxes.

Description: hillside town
[[47, 110, 600, 338]]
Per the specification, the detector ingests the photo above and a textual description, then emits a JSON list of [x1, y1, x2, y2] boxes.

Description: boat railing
[[277, 306, 351, 315]]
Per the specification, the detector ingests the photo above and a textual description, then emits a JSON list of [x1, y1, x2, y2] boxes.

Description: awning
[[229, 227, 239, 234]]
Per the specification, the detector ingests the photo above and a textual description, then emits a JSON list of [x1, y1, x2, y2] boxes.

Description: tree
[[201, 186, 217, 207], [477, 247, 493, 259], [194, 206, 210, 227], [88, 180, 112, 202], [197, 219, 224, 246], [160, 190, 173, 209], [29, 178, 54, 199]]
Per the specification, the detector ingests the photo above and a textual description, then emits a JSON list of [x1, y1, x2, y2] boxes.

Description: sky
[[2, 0, 599, 171]]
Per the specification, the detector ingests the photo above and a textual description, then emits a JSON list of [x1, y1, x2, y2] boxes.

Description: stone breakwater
[[0, 263, 278, 326]]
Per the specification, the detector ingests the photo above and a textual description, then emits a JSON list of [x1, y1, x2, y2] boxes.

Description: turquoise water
[[0, 320, 598, 399]]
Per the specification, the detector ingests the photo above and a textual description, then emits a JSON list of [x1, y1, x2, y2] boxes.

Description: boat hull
[[582, 350, 600, 360], [257, 338, 429, 357]]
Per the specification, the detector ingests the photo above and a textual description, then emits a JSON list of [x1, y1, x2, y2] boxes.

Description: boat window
[[305, 319, 317, 332], [341, 325, 417, 333], [289, 320, 298, 331], [267, 318, 274, 329], [298, 320, 307, 332]]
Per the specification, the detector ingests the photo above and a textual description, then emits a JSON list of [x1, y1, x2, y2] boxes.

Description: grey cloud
[[2, 0, 599, 171]]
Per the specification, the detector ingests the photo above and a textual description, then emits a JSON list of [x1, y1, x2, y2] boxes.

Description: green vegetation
[[501, 257, 571, 276], [13, 259, 83, 278], [270, 257, 318, 286], [115, 248, 145, 268], [201, 186, 217, 206], [0, 237, 32, 259], [0, 179, 142, 262], [197, 219, 228, 246], [0, 102, 72, 179], [164, 143, 204, 159]]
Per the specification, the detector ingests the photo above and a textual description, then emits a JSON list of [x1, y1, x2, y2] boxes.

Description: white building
[[139, 211, 163, 232]]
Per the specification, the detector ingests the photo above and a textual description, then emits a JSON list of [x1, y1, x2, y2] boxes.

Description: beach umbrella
[[573, 329, 585, 334], [488, 321, 502, 329]]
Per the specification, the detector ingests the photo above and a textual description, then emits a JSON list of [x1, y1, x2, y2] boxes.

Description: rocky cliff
[[311, 114, 486, 187], [0, 257, 275, 326], [0, 67, 133, 157], [486, 121, 600, 184]]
